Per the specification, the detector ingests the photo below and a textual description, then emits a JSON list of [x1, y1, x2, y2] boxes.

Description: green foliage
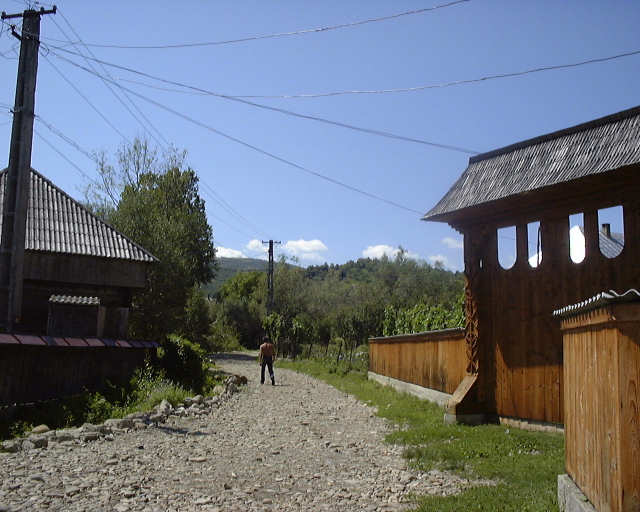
[[281, 359, 564, 512], [210, 252, 464, 354], [383, 294, 465, 336], [158, 335, 206, 392], [182, 286, 211, 347], [203, 256, 268, 296], [111, 165, 215, 341]]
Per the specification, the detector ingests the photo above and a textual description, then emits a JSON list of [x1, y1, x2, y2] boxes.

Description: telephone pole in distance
[[262, 239, 281, 315]]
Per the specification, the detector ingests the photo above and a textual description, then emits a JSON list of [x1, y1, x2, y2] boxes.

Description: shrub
[[158, 334, 206, 391]]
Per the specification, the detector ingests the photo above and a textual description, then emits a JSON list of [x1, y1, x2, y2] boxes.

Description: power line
[[35, 108, 262, 239], [34, 127, 99, 186], [42, 53, 131, 142], [112, 48, 640, 100], [47, 47, 479, 154], [39, 0, 470, 49], [47, 58, 424, 215], [34, 113, 98, 164], [198, 179, 268, 239], [52, 11, 169, 149]]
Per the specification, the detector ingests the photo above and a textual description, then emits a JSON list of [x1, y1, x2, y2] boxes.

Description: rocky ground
[[0, 353, 478, 511]]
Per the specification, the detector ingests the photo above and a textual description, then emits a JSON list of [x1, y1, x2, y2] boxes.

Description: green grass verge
[[278, 358, 564, 512]]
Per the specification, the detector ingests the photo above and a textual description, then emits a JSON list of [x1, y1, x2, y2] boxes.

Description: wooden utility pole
[[262, 239, 281, 314], [0, 6, 56, 331]]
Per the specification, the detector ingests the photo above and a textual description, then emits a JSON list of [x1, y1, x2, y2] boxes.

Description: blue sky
[[1, 1, 638, 270]]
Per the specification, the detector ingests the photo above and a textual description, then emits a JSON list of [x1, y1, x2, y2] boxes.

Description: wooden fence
[[0, 334, 157, 405], [557, 296, 640, 512], [369, 328, 466, 395]]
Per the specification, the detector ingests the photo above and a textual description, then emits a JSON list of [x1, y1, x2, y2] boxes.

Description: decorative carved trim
[[463, 228, 485, 375]]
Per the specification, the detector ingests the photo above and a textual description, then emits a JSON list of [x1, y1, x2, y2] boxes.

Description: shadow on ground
[[209, 352, 257, 363]]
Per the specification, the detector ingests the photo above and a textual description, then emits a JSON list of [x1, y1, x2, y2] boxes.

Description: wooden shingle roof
[[0, 168, 157, 262], [424, 105, 640, 222]]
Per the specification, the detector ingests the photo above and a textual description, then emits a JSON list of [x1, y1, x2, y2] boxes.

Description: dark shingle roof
[[424, 106, 640, 221], [0, 168, 157, 262]]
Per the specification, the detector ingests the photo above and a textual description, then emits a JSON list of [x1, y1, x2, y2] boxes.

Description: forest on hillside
[[209, 252, 465, 356]]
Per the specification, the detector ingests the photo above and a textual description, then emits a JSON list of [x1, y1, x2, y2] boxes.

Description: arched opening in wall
[[527, 221, 542, 267], [598, 205, 624, 258], [569, 213, 585, 263], [497, 226, 516, 269]]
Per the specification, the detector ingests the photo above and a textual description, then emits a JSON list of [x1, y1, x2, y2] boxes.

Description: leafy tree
[[111, 166, 215, 341], [182, 286, 211, 348]]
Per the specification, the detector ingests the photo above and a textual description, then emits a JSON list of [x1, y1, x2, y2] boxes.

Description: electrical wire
[[34, 127, 100, 185], [42, 53, 131, 142], [35, 110, 262, 239], [111, 48, 640, 100], [35, 113, 99, 164], [52, 11, 169, 149], [39, 1, 470, 49], [49, 61, 425, 215], [47, 47, 479, 154], [198, 179, 268, 239]]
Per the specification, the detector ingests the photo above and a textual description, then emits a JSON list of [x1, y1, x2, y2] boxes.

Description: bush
[[158, 334, 206, 391]]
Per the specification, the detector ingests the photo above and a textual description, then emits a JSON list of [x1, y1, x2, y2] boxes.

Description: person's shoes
[[271, 379, 275, 386], [260, 381, 264, 385]]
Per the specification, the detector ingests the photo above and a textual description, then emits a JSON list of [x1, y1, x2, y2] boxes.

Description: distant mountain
[[204, 257, 268, 296]]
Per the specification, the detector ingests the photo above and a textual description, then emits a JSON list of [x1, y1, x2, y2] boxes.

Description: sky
[[0, 0, 638, 270]]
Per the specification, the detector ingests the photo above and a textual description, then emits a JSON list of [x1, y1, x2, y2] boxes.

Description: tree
[[182, 286, 211, 348], [84, 137, 187, 222], [111, 165, 215, 341]]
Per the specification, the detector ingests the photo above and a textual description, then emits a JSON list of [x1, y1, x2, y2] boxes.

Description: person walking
[[259, 336, 276, 386]]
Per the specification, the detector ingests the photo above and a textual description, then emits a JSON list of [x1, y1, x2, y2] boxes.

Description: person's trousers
[[261, 356, 274, 384]]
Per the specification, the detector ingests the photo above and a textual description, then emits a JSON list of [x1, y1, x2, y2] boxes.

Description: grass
[[0, 360, 224, 441], [278, 358, 564, 512]]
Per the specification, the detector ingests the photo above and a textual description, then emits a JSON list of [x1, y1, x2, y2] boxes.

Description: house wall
[[459, 185, 640, 424], [0, 343, 153, 405], [19, 281, 132, 336]]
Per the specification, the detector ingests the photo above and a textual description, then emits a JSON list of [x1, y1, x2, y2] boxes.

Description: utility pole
[[262, 239, 281, 315], [0, 6, 56, 332]]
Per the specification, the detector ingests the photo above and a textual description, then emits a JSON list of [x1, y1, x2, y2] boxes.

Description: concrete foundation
[[367, 371, 451, 407], [558, 474, 597, 512]]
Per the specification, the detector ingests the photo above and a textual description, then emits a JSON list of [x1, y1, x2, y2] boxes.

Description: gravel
[[0, 353, 478, 511]]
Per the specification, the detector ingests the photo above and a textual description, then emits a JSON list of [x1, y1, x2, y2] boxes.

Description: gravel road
[[0, 353, 474, 511]]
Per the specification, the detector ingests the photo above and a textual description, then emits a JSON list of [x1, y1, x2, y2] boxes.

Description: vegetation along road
[[0, 353, 482, 512]]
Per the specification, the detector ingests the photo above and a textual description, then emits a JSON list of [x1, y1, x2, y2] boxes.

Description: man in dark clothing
[[259, 336, 276, 386]]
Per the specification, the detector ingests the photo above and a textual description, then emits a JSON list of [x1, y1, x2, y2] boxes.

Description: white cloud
[[362, 244, 399, 259], [246, 239, 267, 254], [428, 254, 450, 268], [216, 246, 246, 258], [362, 245, 420, 260], [442, 237, 463, 250], [283, 239, 328, 262]]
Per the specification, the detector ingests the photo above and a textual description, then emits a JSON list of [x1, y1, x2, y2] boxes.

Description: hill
[[205, 257, 268, 296]]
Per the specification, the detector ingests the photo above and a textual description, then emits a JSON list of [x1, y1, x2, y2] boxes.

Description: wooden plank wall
[[369, 329, 466, 394], [0, 345, 151, 405], [561, 303, 640, 512], [470, 198, 640, 424]]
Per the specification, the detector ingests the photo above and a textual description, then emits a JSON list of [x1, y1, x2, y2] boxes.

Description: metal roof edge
[[552, 288, 640, 318]]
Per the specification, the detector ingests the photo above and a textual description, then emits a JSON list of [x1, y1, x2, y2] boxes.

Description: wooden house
[[422, 106, 640, 425], [0, 167, 157, 337], [0, 168, 158, 405]]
